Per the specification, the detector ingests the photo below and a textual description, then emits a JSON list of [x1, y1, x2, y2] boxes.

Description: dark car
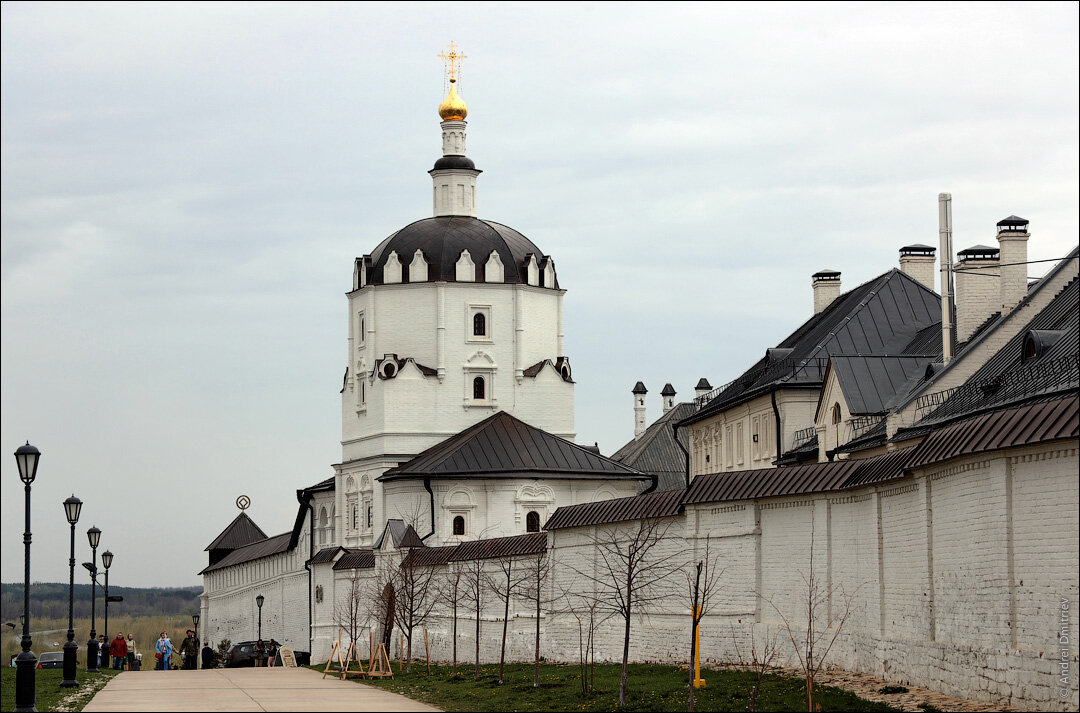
[[223, 641, 309, 668], [37, 652, 64, 669]]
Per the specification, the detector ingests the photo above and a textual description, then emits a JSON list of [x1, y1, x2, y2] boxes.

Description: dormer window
[[1021, 329, 1066, 364], [382, 361, 397, 379], [831, 403, 842, 425]]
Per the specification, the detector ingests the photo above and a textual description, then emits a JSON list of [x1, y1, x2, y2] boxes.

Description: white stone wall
[[309, 441, 1077, 711]]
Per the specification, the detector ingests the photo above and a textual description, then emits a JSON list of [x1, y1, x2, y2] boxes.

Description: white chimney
[[899, 244, 936, 290], [996, 216, 1030, 311], [694, 378, 712, 400], [812, 270, 841, 314], [661, 383, 676, 414], [955, 244, 1000, 342], [632, 381, 647, 438]]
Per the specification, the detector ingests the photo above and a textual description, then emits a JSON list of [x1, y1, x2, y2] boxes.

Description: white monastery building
[[200, 49, 1078, 711]]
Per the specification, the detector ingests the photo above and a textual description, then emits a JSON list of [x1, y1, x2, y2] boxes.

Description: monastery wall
[[307, 440, 1077, 711]]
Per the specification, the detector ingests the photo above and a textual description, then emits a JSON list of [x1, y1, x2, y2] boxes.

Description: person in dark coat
[[178, 629, 199, 670], [201, 640, 214, 669]]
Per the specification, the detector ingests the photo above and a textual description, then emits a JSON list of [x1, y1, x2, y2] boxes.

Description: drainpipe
[[673, 421, 691, 489], [771, 391, 782, 465], [421, 477, 436, 541], [298, 490, 314, 655]]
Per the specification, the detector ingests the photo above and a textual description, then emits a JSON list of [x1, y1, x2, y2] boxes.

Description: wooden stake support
[[366, 642, 394, 679], [424, 628, 431, 675]]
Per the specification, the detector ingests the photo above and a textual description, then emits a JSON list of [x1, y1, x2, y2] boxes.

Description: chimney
[[955, 244, 1000, 342], [632, 381, 647, 438], [661, 383, 676, 414], [694, 378, 712, 400], [996, 216, 1029, 311], [899, 244, 936, 290], [812, 270, 841, 314]]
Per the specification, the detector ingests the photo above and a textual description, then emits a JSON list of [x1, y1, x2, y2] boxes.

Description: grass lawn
[[0, 666, 118, 712], [310, 660, 903, 712]]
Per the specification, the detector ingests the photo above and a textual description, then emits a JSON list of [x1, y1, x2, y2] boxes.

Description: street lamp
[[255, 595, 264, 643], [86, 526, 101, 673], [101, 550, 113, 669], [14, 442, 40, 713], [192, 613, 200, 669], [61, 495, 82, 688]]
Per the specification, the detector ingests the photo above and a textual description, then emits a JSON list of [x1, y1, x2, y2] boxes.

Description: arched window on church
[[473, 312, 486, 336], [526, 511, 541, 533], [452, 515, 466, 536], [319, 507, 328, 545], [473, 376, 485, 400]]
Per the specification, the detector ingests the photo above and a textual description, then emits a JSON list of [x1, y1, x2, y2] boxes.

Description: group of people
[[106, 632, 137, 670], [153, 629, 207, 670], [254, 639, 280, 667]]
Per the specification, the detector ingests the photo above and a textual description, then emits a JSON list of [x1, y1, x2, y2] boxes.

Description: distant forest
[[1, 583, 201, 622]]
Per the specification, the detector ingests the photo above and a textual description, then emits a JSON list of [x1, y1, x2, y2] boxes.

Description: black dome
[[366, 216, 555, 287], [431, 155, 478, 171]]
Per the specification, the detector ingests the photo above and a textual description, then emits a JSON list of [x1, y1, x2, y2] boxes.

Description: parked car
[[37, 652, 64, 669], [223, 642, 309, 668]]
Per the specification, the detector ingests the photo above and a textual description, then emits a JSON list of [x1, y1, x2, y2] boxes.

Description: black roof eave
[[679, 383, 821, 427], [378, 470, 652, 483]]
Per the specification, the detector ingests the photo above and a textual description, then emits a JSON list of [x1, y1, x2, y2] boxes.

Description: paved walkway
[[83, 667, 440, 712]]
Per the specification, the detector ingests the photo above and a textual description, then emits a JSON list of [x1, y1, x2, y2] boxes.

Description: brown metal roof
[[400, 546, 457, 568], [199, 532, 291, 574], [332, 550, 375, 570], [309, 547, 346, 565], [379, 410, 647, 482], [544, 489, 685, 530], [205, 512, 269, 552], [448, 532, 547, 561], [907, 395, 1078, 469], [373, 520, 425, 549]]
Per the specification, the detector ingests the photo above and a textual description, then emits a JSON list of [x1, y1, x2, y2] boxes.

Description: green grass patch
[[0, 666, 118, 712], [308, 661, 902, 712]]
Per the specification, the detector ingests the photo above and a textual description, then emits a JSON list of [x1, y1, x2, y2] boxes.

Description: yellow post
[[692, 606, 706, 688]]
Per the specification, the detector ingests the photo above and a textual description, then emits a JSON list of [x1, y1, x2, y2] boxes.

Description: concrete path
[[83, 667, 441, 712]]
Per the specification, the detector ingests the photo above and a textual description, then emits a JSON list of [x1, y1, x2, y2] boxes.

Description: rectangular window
[[751, 416, 760, 460], [357, 312, 365, 347], [352, 505, 358, 530], [366, 506, 372, 528], [725, 425, 733, 468], [736, 422, 744, 465]]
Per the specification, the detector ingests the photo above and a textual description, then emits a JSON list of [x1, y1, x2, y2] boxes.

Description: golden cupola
[[438, 79, 468, 121]]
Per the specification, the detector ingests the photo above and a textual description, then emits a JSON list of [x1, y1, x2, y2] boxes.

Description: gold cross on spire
[[438, 41, 466, 82]]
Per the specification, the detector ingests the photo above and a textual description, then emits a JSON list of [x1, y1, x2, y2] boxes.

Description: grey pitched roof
[[378, 411, 648, 482], [684, 269, 941, 425], [205, 513, 269, 552], [333, 550, 376, 570], [200, 532, 291, 574], [373, 519, 425, 549], [610, 402, 694, 492], [545, 489, 685, 530], [829, 356, 937, 415], [309, 547, 346, 565], [449, 533, 547, 561]]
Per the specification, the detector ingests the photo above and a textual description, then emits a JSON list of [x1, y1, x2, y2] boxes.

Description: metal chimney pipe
[[938, 193, 955, 363]]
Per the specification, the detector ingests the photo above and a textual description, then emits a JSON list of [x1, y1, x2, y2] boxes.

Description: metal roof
[[686, 269, 941, 424], [373, 520, 425, 549], [611, 402, 694, 492], [205, 513, 269, 552], [632, 381, 648, 394], [830, 356, 937, 415], [544, 489, 685, 530], [379, 411, 647, 482], [448, 533, 547, 561], [400, 546, 457, 568], [200, 532, 292, 574], [332, 550, 376, 570], [907, 396, 1078, 470], [309, 547, 346, 565]]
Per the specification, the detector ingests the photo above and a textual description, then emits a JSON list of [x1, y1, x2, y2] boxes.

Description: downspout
[[771, 391, 782, 465], [673, 421, 690, 489], [421, 476, 436, 541], [299, 490, 314, 655]]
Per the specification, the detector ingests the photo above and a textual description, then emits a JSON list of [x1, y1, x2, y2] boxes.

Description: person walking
[[201, 640, 214, 670], [178, 629, 199, 670], [110, 632, 127, 670], [155, 631, 174, 671], [125, 633, 136, 671]]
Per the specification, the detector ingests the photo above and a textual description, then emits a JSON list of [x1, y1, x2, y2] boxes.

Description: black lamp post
[[101, 550, 113, 669], [61, 495, 82, 688], [255, 595, 264, 642], [86, 526, 101, 673], [14, 442, 40, 713], [192, 614, 200, 669]]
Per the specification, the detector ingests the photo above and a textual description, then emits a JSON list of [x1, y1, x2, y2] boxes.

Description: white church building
[[199, 55, 646, 654]]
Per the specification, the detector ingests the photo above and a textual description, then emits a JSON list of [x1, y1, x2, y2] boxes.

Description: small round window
[[382, 362, 397, 378]]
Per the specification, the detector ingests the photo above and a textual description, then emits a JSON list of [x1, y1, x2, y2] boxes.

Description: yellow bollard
[[693, 606, 706, 688]]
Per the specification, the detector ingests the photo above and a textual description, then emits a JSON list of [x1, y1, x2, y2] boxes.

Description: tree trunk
[[499, 570, 510, 685], [406, 630, 413, 674], [533, 579, 541, 689], [474, 597, 481, 678], [620, 611, 631, 707], [452, 600, 458, 676]]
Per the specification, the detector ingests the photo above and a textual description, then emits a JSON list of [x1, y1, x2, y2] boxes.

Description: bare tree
[[763, 518, 861, 712], [570, 517, 682, 707], [562, 590, 612, 696], [729, 623, 779, 713], [332, 565, 368, 656], [519, 550, 553, 688], [461, 556, 486, 678], [486, 556, 525, 685], [394, 552, 439, 674], [435, 561, 465, 675], [685, 537, 725, 712]]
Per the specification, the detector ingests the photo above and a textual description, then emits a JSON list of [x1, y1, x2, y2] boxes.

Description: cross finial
[[438, 41, 466, 83]]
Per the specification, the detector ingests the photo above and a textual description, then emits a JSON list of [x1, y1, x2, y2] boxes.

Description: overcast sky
[[2, 2, 1077, 587]]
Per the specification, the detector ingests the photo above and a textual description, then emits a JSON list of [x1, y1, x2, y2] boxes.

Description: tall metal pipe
[[938, 193, 956, 363]]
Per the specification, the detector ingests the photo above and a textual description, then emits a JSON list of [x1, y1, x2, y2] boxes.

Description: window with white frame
[[467, 305, 492, 342]]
